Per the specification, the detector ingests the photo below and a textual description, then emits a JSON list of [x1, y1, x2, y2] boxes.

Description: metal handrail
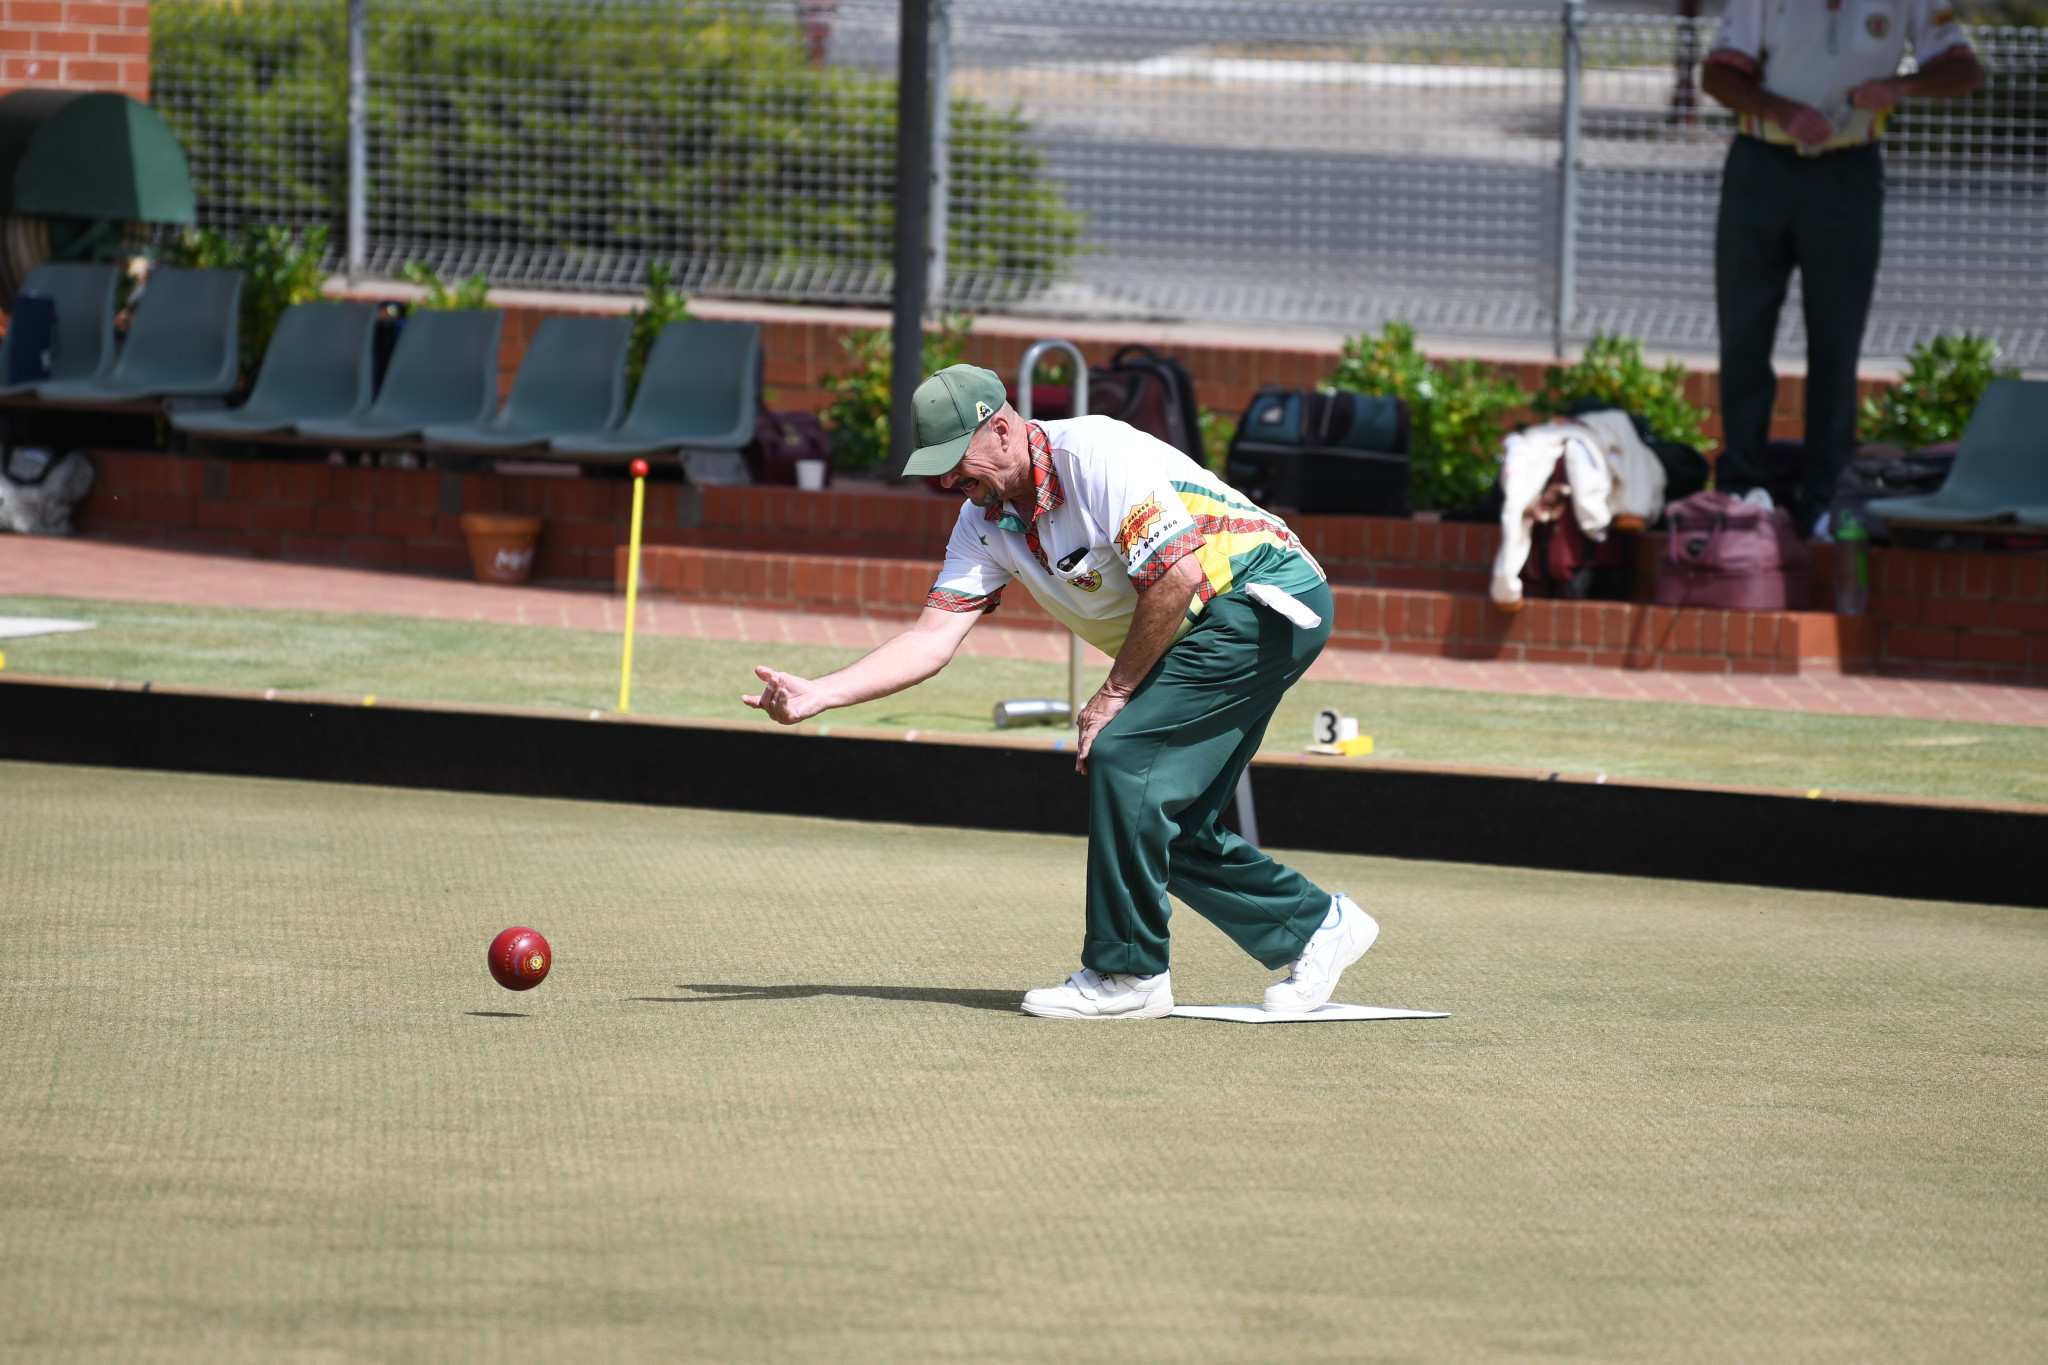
[[1016, 337, 1088, 725]]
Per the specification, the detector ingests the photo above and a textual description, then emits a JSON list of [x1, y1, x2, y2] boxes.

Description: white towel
[[1244, 583, 1323, 629]]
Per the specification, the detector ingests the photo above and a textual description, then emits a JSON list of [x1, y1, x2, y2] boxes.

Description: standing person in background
[[1703, 0, 1982, 532]]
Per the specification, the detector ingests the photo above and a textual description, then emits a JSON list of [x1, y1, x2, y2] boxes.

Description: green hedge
[[150, 0, 1079, 295]]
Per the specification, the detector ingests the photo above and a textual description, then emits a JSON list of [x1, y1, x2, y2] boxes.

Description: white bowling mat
[[1171, 1003, 1448, 1024], [0, 617, 93, 640]]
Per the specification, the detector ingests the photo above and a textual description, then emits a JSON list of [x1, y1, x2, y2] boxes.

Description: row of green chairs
[[173, 303, 758, 459], [0, 262, 761, 460], [1867, 380, 2048, 534], [0, 262, 240, 401], [168, 302, 759, 458]]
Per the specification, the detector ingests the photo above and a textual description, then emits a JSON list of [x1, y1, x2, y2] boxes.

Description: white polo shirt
[[924, 416, 1324, 659], [1707, 0, 1971, 152]]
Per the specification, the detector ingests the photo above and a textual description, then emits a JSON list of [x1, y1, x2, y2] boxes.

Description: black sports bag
[[1226, 387, 1411, 515], [1086, 344, 1204, 463]]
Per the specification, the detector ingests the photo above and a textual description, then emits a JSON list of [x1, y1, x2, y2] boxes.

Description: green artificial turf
[[3, 595, 2047, 806], [1, 761, 2043, 1362]]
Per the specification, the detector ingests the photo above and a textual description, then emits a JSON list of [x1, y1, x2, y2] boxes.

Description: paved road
[[1012, 133, 2048, 363], [833, 0, 2048, 363]]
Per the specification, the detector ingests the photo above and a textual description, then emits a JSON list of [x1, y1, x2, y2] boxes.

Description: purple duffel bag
[[1656, 490, 1812, 611]]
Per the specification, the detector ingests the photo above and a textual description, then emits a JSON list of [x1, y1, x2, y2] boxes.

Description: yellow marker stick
[[618, 460, 649, 713]]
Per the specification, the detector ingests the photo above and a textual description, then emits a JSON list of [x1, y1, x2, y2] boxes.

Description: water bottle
[[1834, 510, 1869, 616]]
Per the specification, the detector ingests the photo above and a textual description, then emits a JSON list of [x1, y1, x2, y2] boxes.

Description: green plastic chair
[[170, 302, 375, 437], [549, 320, 760, 459], [0, 262, 118, 395], [422, 315, 629, 450], [37, 266, 242, 404], [1867, 380, 2048, 530], [298, 309, 503, 442]]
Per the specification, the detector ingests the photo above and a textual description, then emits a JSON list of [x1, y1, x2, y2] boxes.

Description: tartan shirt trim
[[1129, 524, 1208, 595], [925, 584, 1004, 615], [985, 422, 1064, 573]]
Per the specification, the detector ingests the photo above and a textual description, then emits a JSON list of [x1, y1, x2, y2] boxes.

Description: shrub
[[160, 224, 329, 374], [819, 317, 971, 471], [150, 0, 1080, 298], [1198, 408, 1235, 474], [1329, 321, 1530, 510], [397, 262, 491, 311], [1857, 332, 2018, 449], [626, 264, 694, 401], [1532, 333, 1710, 450]]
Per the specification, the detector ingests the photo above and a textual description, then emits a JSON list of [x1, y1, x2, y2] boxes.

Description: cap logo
[[975, 401, 994, 421]]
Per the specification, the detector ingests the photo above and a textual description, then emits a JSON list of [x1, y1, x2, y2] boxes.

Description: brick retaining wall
[[73, 450, 2048, 684], [619, 543, 1877, 677]]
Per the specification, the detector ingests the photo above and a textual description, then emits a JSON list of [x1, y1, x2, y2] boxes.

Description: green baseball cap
[[903, 364, 1008, 476]]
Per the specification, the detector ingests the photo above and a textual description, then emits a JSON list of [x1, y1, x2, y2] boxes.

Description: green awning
[[0, 89, 195, 223]]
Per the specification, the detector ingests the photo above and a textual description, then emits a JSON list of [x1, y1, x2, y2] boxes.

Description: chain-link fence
[[151, 0, 2048, 365]]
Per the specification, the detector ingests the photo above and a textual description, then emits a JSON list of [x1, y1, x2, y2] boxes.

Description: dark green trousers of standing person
[[1082, 580, 1334, 978], [1715, 136, 1885, 526]]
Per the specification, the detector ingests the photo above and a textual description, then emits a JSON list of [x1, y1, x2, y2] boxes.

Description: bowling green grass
[[2, 761, 2045, 1363], [3, 594, 2048, 808]]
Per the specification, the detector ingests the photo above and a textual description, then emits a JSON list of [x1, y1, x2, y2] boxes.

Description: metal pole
[[1553, 0, 1584, 359], [346, 0, 368, 283], [1671, 0, 1702, 126], [1016, 338, 1089, 725], [886, 0, 932, 477], [927, 0, 950, 318]]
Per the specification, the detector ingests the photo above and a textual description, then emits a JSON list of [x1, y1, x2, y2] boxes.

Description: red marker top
[[630, 459, 649, 479]]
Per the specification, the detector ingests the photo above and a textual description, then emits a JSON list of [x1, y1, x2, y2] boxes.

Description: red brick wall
[[1835, 545, 2048, 682], [76, 449, 702, 585], [0, 0, 150, 102], [621, 543, 1878, 678], [75, 451, 2048, 682]]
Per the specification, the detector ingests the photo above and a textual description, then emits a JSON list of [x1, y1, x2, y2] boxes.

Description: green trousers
[[1083, 581, 1334, 977], [1714, 136, 1885, 527]]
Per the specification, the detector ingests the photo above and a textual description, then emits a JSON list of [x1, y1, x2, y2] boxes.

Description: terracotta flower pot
[[459, 513, 543, 585]]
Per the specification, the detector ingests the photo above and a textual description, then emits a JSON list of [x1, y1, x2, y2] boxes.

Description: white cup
[[795, 458, 828, 491]]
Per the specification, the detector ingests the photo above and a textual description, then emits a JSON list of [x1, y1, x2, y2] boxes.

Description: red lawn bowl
[[487, 926, 552, 991]]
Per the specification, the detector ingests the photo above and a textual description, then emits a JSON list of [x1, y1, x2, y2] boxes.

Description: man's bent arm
[[1104, 554, 1204, 701], [745, 605, 980, 725], [1702, 61, 1833, 144], [1074, 553, 1204, 771], [1853, 50, 1983, 108]]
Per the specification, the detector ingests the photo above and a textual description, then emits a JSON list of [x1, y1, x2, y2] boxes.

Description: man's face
[[940, 408, 1028, 510]]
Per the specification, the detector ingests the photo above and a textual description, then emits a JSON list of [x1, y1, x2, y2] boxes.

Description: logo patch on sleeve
[[1931, 7, 1956, 23], [1115, 497, 1166, 557], [1865, 11, 1890, 37]]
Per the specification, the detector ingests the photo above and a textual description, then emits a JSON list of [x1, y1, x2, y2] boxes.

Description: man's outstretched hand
[[743, 666, 827, 725]]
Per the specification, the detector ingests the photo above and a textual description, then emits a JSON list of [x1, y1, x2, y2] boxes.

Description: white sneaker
[[1021, 968, 1174, 1020], [1264, 894, 1379, 1013]]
